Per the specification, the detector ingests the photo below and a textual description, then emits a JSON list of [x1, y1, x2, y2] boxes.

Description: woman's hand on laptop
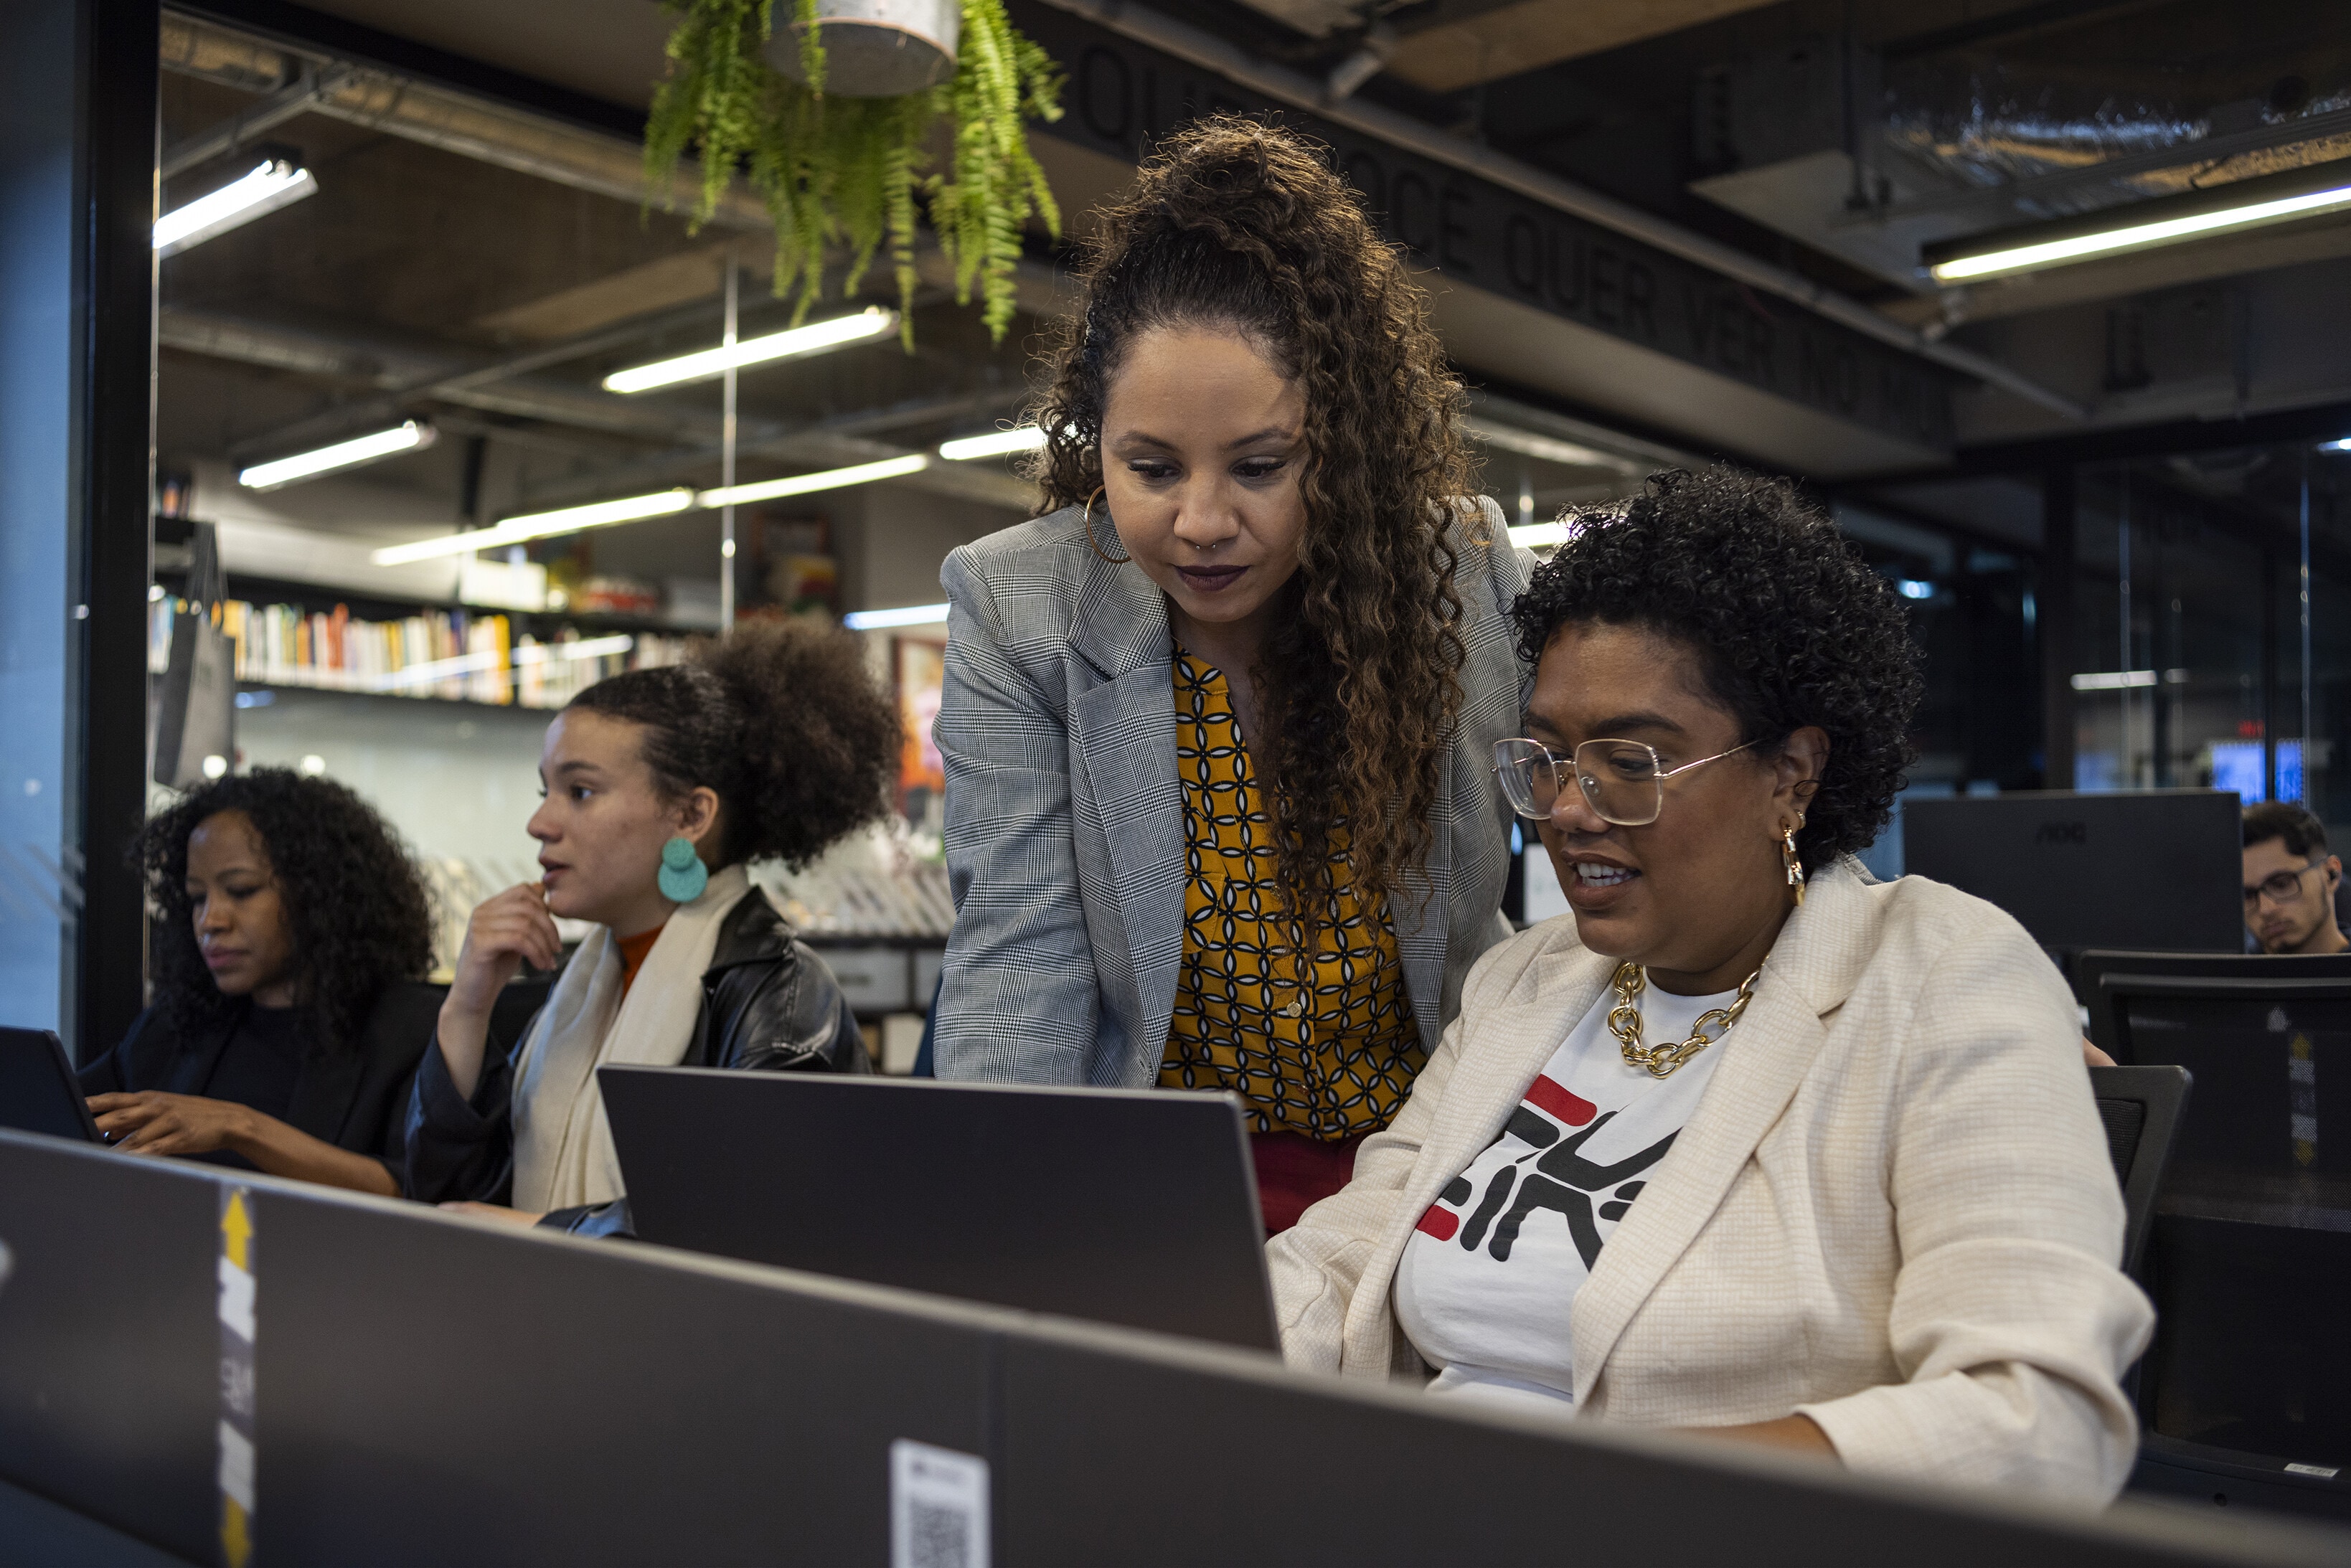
[[87, 1090, 250, 1157]]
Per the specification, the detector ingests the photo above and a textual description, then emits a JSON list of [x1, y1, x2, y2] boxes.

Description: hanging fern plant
[[645, 0, 1063, 346]]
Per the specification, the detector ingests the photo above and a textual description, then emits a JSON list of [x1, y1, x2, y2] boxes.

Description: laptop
[[599, 1066, 1281, 1352], [0, 1027, 102, 1143]]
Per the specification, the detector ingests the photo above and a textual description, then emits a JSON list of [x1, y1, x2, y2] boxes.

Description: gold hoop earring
[[1083, 486, 1130, 566], [1781, 822, 1806, 907]]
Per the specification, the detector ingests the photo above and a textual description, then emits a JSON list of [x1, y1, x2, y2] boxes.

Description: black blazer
[[80, 981, 443, 1191]]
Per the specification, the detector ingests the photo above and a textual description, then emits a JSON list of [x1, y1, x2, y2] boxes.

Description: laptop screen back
[[0, 1027, 100, 1143], [600, 1066, 1280, 1351]]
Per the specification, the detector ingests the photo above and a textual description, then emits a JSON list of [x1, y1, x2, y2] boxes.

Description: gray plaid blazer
[[932, 497, 1532, 1087]]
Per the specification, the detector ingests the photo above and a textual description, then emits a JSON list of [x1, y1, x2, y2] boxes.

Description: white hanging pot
[[770, 0, 961, 98]]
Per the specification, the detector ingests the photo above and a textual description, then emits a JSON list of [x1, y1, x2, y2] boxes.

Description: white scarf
[[509, 863, 753, 1213]]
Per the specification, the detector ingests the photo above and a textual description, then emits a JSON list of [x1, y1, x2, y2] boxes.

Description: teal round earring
[[657, 836, 709, 902]]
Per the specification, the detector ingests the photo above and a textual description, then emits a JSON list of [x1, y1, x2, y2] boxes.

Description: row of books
[[149, 598, 693, 708]]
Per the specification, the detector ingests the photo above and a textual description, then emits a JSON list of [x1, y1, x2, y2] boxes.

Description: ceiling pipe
[[162, 63, 353, 181], [1035, 0, 2091, 422]]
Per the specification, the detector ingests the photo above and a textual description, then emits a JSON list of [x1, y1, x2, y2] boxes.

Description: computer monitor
[[2078, 964, 2351, 1516], [599, 1065, 1281, 1352], [1901, 790, 2241, 955]]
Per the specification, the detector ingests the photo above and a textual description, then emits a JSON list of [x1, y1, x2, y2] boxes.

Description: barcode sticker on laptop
[[2284, 1462, 2340, 1479], [891, 1440, 989, 1568]]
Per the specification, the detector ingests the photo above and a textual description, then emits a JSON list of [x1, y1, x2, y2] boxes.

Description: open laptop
[[0, 1027, 101, 1143], [599, 1066, 1281, 1352]]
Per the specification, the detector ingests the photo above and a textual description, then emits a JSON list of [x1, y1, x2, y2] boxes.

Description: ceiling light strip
[[699, 454, 930, 507], [844, 603, 950, 630], [155, 159, 318, 257], [603, 307, 900, 394], [369, 454, 934, 566], [371, 489, 694, 565], [939, 426, 1046, 461], [1931, 182, 2351, 283], [238, 421, 435, 491]]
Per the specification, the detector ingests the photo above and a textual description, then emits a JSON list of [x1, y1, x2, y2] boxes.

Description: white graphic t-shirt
[[1393, 978, 1740, 1414]]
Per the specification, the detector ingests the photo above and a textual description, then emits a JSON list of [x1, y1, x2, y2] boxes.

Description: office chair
[[2086, 1064, 2190, 1280]]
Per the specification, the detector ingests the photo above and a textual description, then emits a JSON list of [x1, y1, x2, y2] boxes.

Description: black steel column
[[2262, 547, 2280, 800], [0, 0, 152, 1054], [2040, 465, 2077, 790]]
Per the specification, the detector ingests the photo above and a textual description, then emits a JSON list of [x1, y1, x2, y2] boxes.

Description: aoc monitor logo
[[2035, 820, 2089, 847]]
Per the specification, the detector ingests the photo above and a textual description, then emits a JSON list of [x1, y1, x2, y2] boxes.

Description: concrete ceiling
[[289, 0, 676, 111], [1380, 0, 1784, 93]]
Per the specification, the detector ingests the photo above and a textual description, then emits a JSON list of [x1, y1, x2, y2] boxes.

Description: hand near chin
[[88, 1092, 251, 1157], [447, 881, 564, 1016]]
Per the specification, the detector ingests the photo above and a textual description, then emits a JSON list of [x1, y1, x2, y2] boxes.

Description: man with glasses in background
[[2242, 801, 2349, 955]]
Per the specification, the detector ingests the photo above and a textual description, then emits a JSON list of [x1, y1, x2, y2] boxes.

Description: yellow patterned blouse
[[1157, 651, 1424, 1141]]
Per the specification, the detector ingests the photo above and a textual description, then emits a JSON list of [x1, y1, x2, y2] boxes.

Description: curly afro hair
[[135, 769, 435, 1052], [1027, 115, 1478, 938], [1512, 467, 1923, 872], [567, 617, 896, 869]]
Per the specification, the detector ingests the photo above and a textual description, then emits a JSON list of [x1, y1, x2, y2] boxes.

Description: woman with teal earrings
[[402, 620, 901, 1234]]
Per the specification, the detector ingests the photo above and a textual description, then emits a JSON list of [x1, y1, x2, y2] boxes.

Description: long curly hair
[[567, 618, 897, 869], [134, 770, 435, 1053], [1030, 115, 1479, 936], [1510, 467, 1922, 871]]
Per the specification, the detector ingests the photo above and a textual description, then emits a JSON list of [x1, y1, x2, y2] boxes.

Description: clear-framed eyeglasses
[[1492, 736, 1758, 828]]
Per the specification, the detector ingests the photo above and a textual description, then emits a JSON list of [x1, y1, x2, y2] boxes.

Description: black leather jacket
[[402, 889, 868, 1233]]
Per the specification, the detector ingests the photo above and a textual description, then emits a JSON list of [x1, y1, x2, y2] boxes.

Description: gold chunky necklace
[[1606, 962, 1761, 1079]]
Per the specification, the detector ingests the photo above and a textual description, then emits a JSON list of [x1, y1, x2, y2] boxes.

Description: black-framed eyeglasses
[[1492, 737, 1757, 827], [2244, 863, 2324, 907]]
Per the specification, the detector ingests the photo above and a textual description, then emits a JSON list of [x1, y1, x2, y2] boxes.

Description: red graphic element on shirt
[[1415, 1205, 1461, 1242], [1523, 1075, 1596, 1127]]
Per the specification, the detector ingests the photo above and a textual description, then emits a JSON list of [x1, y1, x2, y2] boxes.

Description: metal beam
[[160, 61, 350, 180]]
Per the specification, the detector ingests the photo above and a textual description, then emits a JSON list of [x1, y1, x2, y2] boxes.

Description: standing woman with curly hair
[[82, 770, 439, 1194], [932, 117, 1530, 1234], [405, 619, 898, 1235]]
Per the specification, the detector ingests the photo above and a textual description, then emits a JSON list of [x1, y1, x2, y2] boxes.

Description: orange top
[[616, 925, 665, 994]]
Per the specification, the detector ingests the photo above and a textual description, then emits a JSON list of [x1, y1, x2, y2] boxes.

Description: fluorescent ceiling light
[[369, 453, 930, 565], [699, 454, 930, 508], [603, 307, 900, 394], [372, 490, 694, 565], [2068, 669, 2190, 691], [1464, 417, 1642, 473], [155, 158, 317, 258], [238, 421, 435, 491], [844, 602, 949, 630], [940, 426, 1046, 461], [1507, 521, 1572, 549], [2320, 437, 2351, 453], [1930, 180, 2351, 283]]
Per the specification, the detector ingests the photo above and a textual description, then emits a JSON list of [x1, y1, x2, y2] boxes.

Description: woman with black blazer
[[404, 619, 897, 1235], [82, 768, 438, 1195]]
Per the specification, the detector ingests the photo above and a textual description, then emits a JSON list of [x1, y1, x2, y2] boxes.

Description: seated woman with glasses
[[1268, 468, 2153, 1502]]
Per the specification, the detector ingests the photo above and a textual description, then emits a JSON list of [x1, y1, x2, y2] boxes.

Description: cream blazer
[[1267, 859, 2155, 1503]]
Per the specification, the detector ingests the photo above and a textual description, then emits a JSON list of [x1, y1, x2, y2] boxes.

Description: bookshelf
[[151, 575, 701, 710]]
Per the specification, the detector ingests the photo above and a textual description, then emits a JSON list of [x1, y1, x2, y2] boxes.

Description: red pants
[[1251, 1130, 1366, 1237]]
